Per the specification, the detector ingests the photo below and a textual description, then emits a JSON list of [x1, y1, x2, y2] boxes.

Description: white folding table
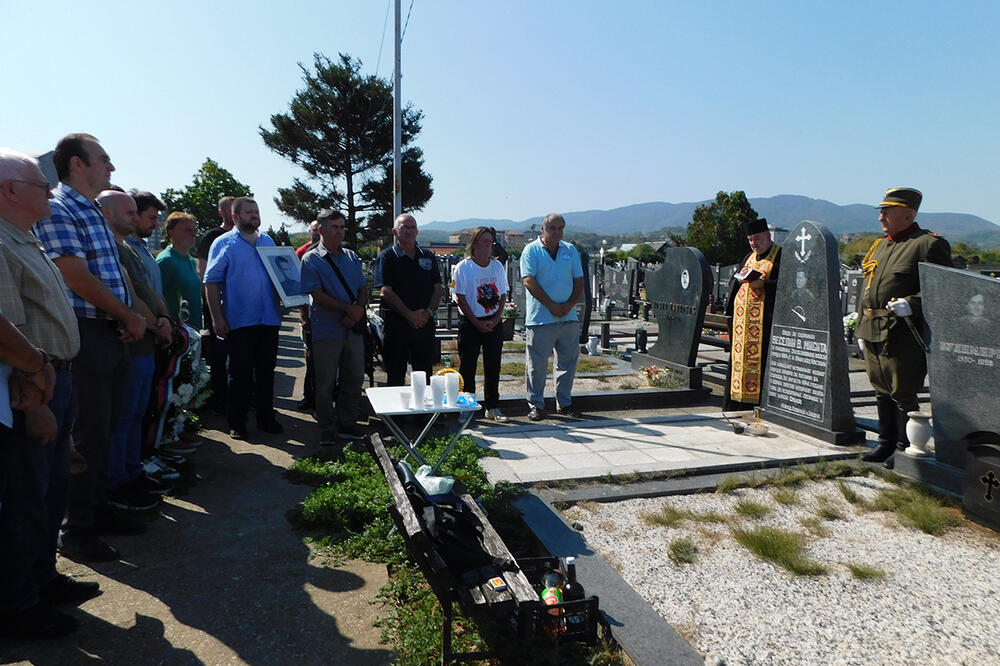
[[365, 386, 481, 474]]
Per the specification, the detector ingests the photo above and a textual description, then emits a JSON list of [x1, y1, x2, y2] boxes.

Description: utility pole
[[392, 0, 402, 220]]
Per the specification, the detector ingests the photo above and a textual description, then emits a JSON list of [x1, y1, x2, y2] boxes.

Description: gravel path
[[564, 477, 1000, 666]]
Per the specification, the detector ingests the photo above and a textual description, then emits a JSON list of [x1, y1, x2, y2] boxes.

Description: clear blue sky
[[5, 0, 999, 234]]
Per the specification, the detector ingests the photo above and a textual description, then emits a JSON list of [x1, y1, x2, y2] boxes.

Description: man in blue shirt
[[520, 213, 584, 421], [204, 197, 283, 439], [299, 209, 367, 447]]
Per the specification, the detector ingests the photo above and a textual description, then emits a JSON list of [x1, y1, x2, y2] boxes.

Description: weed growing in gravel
[[692, 510, 730, 524], [814, 495, 845, 521], [837, 480, 872, 509], [771, 487, 799, 505], [871, 466, 903, 485], [734, 499, 772, 519], [771, 467, 810, 487], [669, 537, 698, 565], [731, 526, 828, 575], [642, 505, 691, 527], [872, 486, 961, 535], [847, 563, 886, 580], [798, 516, 829, 537], [576, 501, 602, 513]]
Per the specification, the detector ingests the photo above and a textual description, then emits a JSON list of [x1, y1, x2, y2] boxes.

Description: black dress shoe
[[862, 441, 896, 463], [0, 603, 79, 639], [528, 407, 544, 422], [257, 419, 284, 434], [556, 405, 583, 418], [40, 574, 102, 606], [229, 422, 249, 440], [296, 398, 314, 412], [58, 533, 120, 563]]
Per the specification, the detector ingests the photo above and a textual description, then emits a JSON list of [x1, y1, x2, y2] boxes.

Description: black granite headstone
[[716, 264, 739, 309], [631, 247, 711, 390], [762, 221, 864, 444], [843, 270, 863, 316], [920, 264, 1000, 469], [579, 250, 593, 344]]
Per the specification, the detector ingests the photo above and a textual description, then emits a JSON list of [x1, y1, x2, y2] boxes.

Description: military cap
[[743, 217, 769, 236], [878, 188, 922, 212]]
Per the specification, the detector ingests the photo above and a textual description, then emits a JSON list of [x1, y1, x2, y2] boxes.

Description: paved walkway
[[469, 408, 870, 485]]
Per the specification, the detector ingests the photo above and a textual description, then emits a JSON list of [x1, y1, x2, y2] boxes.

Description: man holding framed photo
[[203, 197, 283, 439]]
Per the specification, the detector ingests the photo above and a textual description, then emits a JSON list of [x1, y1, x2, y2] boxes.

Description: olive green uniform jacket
[[856, 227, 952, 344]]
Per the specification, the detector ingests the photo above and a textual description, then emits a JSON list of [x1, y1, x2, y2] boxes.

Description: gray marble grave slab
[[631, 248, 711, 391], [921, 263, 1000, 469], [762, 221, 864, 444], [507, 261, 526, 321], [604, 266, 632, 311], [844, 270, 863, 316]]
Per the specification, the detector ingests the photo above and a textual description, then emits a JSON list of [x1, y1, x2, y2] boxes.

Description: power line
[[401, 0, 415, 42], [375, 0, 392, 77]]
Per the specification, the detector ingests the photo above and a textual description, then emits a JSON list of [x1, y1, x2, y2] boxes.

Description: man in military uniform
[[857, 188, 952, 466]]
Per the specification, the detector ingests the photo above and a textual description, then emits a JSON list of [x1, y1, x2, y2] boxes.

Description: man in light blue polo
[[521, 213, 584, 421], [204, 197, 284, 439]]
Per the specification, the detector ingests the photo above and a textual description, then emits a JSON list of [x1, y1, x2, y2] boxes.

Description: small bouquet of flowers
[[640, 365, 670, 387], [502, 301, 520, 319], [843, 312, 858, 330]]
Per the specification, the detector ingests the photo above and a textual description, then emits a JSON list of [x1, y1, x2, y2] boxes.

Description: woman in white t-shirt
[[453, 227, 509, 422]]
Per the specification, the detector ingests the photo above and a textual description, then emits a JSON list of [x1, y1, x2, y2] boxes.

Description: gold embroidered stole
[[730, 244, 779, 403]]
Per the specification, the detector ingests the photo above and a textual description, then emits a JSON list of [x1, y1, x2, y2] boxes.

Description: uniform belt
[[863, 308, 890, 318]]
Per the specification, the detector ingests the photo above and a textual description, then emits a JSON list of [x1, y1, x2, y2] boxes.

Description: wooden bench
[[369, 433, 538, 664]]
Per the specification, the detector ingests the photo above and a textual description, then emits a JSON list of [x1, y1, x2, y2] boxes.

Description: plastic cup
[[445, 373, 460, 405], [430, 375, 445, 408], [410, 371, 427, 407]]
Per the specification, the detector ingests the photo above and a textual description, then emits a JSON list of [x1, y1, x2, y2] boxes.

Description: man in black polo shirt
[[196, 196, 235, 414], [374, 214, 442, 386]]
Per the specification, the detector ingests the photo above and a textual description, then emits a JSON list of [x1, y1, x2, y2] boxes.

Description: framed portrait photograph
[[258, 246, 309, 307]]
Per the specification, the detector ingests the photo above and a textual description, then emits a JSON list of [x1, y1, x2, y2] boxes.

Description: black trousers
[[226, 325, 279, 427], [203, 332, 229, 411], [65, 319, 130, 535], [458, 317, 503, 409], [382, 315, 436, 386]]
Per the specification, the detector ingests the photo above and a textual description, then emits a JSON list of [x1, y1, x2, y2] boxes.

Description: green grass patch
[[871, 486, 962, 535], [814, 495, 845, 521], [734, 499, 772, 519], [641, 505, 692, 528], [577, 357, 615, 373], [502, 341, 526, 353], [669, 537, 698, 565], [770, 467, 810, 487], [715, 475, 742, 494], [771, 487, 799, 506], [847, 563, 887, 580], [691, 510, 730, 524], [731, 526, 828, 576], [798, 516, 829, 537], [836, 480, 872, 509]]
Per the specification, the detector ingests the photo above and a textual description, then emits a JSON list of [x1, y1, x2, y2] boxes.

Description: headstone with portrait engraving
[[631, 247, 712, 390], [919, 264, 1000, 471], [843, 270, 863, 316], [761, 221, 865, 444], [716, 264, 739, 309], [508, 261, 526, 323]]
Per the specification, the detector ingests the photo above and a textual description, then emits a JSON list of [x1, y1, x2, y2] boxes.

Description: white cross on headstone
[[795, 228, 812, 256]]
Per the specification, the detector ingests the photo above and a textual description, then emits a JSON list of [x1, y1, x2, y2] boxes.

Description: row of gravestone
[[633, 221, 999, 476]]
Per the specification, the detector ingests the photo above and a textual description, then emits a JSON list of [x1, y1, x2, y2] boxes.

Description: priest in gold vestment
[[724, 218, 782, 410]]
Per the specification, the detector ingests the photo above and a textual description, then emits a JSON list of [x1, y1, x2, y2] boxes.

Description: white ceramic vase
[[905, 411, 933, 457]]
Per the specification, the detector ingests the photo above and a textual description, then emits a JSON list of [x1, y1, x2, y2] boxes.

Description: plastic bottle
[[562, 556, 585, 602], [540, 566, 565, 620]]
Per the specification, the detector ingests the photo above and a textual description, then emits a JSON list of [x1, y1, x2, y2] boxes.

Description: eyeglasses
[[9, 179, 52, 193]]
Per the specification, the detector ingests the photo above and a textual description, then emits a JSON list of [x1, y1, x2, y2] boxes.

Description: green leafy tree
[[260, 52, 433, 243], [681, 191, 759, 265], [629, 243, 662, 263], [161, 158, 253, 235]]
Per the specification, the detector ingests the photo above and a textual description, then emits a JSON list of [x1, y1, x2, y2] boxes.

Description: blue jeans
[[525, 321, 580, 410], [109, 353, 155, 490]]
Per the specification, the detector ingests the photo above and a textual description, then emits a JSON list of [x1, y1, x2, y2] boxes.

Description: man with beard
[[204, 197, 283, 439], [127, 191, 167, 297]]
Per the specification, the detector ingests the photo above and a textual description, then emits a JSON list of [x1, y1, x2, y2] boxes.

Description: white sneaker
[[485, 408, 509, 423], [144, 456, 180, 481]]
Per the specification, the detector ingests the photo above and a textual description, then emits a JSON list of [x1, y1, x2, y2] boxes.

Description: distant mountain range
[[420, 195, 1000, 246]]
